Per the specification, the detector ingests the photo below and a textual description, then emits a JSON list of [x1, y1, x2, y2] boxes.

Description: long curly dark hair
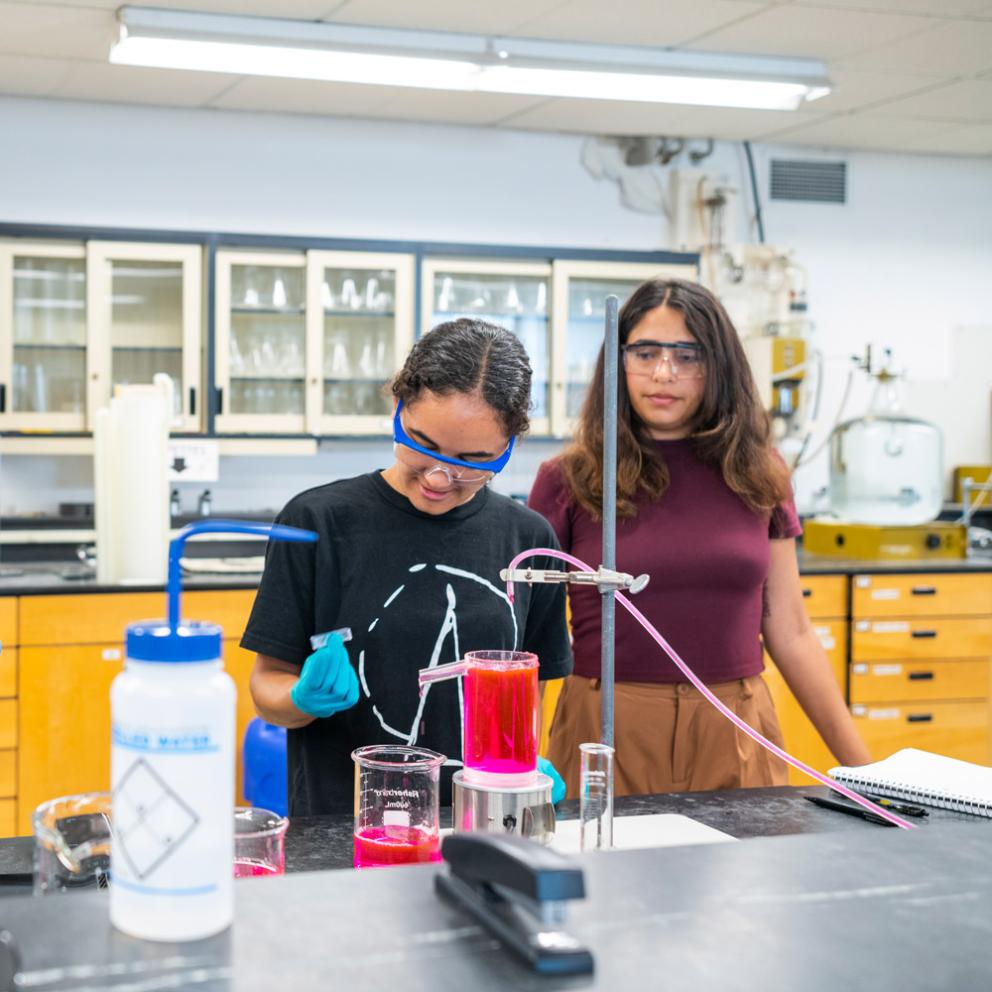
[[560, 278, 791, 519]]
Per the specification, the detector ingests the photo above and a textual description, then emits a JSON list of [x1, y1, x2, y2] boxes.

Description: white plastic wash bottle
[[110, 519, 317, 941]]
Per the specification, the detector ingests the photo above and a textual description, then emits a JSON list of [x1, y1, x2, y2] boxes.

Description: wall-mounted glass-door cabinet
[[0, 241, 88, 431], [0, 239, 203, 433], [214, 248, 414, 435], [421, 259, 552, 436], [86, 242, 202, 432], [308, 250, 414, 434]]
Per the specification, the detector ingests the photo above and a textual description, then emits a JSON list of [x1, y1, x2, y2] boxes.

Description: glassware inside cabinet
[[229, 264, 306, 416], [322, 268, 396, 418], [109, 259, 184, 415], [430, 271, 550, 421], [565, 277, 641, 417], [12, 255, 86, 414]]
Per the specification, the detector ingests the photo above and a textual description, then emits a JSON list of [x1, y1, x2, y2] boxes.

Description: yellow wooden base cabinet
[[12, 589, 258, 835], [762, 575, 848, 785]]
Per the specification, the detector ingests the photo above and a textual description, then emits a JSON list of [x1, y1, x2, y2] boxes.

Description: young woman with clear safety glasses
[[243, 319, 571, 815], [529, 278, 870, 799]]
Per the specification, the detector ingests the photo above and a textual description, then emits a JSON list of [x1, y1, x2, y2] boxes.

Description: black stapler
[[435, 833, 594, 976]]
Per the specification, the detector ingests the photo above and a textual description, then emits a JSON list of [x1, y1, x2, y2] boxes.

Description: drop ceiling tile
[[503, 0, 767, 47], [903, 122, 992, 153], [371, 89, 548, 125], [869, 78, 992, 121], [209, 76, 394, 116], [326, 0, 568, 34], [0, 53, 73, 97], [791, 0, 989, 14], [0, 2, 116, 60], [836, 19, 992, 74], [51, 62, 242, 107], [760, 111, 965, 150], [808, 69, 948, 113], [683, 5, 933, 59]]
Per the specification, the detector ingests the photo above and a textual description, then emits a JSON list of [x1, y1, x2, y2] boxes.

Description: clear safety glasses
[[392, 399, 516, 487], [621, 340, 706, 380]]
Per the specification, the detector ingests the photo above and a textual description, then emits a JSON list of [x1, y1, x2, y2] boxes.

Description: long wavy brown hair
[[560, 278, 791, 520]]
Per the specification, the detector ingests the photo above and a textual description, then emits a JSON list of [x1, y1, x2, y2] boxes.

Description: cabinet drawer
[[0, 799, 14, 838], [851, 701, 990, 764], [853, 573, 992, 619], [20, 593, 163, 645], [799, 575, 847, 619], [851, 659, 990, 704], [852, 617, 992, 660], [0, 700, 15, 749], [185, 590, 257, 642], [0, 750, 14, 797], [0, 648, 15, 698], [0, 598, 16, 646]]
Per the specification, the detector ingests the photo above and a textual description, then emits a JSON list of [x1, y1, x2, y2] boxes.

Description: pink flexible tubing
[[506, 547, 915, 830]]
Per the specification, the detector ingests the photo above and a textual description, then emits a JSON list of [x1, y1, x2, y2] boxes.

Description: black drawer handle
[[911, 630, 937, 639], [189, 386, 197, 416], [908, 672, 935, 681], [911, 586, 937, 596], [802, 589, 812, 598], [0, 382, 5, 413], [907, 714, 933, 723]]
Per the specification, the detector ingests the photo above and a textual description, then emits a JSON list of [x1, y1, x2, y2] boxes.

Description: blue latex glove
[[289, 633, 359, 718], [538, 756, 567, 805]]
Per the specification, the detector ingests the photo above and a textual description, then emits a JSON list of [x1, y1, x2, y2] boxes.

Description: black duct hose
[[743, 141, 765, 244]]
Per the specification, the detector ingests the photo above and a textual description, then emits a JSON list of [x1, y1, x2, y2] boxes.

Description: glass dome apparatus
[[827, 349, 943, 527]]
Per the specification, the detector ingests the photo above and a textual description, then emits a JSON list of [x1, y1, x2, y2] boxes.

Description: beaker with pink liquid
[[419, 650, 539, 787], [351, 745, 445, 869]]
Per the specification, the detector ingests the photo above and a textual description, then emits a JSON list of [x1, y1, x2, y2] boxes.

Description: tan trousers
[[547, 674, 788, 799]]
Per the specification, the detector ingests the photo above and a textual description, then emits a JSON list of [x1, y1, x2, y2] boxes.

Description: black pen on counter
[[804, 794, 899, 826], [840, 792, 929, 818]]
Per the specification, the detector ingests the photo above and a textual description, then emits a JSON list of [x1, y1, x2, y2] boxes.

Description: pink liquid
[[353, 826, 441, 868], [233, 858, 283, 878], [464, 664, 538, 775]]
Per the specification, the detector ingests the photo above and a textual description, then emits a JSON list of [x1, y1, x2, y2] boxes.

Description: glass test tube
[[579, 742, 615, 851]]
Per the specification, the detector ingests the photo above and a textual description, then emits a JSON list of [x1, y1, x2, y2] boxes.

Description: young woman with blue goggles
[[244, 318, 570, 815]]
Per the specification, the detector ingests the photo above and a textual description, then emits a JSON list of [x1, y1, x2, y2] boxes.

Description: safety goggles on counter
[[621, 340, 706, 380], [392, 398, 516, 486]]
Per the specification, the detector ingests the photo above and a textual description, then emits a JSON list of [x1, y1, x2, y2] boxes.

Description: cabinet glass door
[[551, 261, 697, 436], [422, 260, 551, 435], [309, 251, 414, 434], [87, 242, 203, 432], [0, 243, 88, 431], [216, 251, 309, 434]]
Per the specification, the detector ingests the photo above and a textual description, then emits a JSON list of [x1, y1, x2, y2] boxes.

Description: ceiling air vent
[[769, 159, 847, 204]]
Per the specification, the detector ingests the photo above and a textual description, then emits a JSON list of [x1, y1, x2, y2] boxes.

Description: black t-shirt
[[241, 471, 573, 815]]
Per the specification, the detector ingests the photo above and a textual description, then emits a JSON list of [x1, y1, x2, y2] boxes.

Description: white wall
[[1, 96, 991, 517]]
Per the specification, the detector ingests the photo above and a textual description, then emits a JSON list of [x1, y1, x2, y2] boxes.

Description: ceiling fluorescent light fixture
[[111, 7, 831, 112]]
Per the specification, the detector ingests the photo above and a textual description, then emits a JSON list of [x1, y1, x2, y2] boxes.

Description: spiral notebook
[[829, 749, 992, 817]]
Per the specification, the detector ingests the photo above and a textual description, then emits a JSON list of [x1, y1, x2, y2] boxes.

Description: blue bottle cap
[[124, 518, 317, 664], [126, 620, 223, 663]]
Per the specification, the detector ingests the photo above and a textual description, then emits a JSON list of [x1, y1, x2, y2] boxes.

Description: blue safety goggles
[[392, 398, 516, 474]]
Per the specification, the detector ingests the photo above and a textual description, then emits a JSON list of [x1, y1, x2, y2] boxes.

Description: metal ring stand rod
[[601, 295, 619, 750]]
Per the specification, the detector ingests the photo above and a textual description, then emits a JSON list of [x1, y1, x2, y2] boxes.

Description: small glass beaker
[[233, 807, 288, 878], [33, 792, 113, 894], [351, 745, 445, 869], [579, 743, 615, 852]]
